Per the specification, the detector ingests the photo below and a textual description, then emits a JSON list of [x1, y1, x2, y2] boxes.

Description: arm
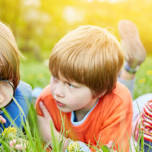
[[37, 101, 73, 151]]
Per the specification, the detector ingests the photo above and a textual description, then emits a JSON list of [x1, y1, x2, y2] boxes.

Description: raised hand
[[37, 101, 59, 144]]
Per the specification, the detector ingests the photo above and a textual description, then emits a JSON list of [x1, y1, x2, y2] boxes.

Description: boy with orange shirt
[[36, 25, 133, 152]]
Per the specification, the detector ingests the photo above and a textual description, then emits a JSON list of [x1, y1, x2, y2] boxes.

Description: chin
[[57, 106, 73, 113]]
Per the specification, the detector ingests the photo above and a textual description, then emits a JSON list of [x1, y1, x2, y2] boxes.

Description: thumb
[[39, 102, 50, 118]]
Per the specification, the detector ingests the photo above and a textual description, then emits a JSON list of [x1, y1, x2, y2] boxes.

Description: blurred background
[[0, 0, 152, 98]]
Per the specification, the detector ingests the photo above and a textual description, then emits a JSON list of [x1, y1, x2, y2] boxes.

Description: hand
[[37, 101, 59, 144], [0, 115, 6, 123], [37, 102, 73, 151]]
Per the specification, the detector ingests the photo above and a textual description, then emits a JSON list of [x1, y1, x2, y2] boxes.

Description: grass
[[20, 54, 50, 89], [134, 56, 152, 99]]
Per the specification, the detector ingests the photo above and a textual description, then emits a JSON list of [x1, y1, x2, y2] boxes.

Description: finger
[[0, 116, 6, 123], [9, 139, 16, 147], [39, 102, 50, 118]]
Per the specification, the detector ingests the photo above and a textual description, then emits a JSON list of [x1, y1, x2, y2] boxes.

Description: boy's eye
[[66, 82, 76, 88]]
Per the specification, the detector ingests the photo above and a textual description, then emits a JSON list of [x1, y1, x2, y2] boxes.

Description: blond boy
[[36, 25, 133, 152]]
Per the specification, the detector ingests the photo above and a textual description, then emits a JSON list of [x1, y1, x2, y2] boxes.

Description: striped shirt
[[135, 100, 152, 142]]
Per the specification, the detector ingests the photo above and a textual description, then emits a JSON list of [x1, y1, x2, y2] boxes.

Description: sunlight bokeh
[[0, 0, 151, 57], [63, 6, 84, 24], [87, 0, 126, 3]]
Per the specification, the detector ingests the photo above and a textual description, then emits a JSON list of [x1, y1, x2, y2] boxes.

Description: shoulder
[[95, 82, 133, 128], [144, 100, 152, 112], [99, 82, 133, 113], [17, 81, 32, 102], [12, 81, 32, 117], [112, 82, 132, 102], [114, 82, 133, 112]]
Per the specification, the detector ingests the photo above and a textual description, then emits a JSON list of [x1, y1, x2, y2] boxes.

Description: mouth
[[55, 100, 65, 107]]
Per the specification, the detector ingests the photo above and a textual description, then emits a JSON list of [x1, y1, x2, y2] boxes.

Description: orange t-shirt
[[36, 82, 133, 152]]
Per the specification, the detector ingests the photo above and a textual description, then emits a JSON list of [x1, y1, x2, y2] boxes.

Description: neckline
[[71, 99, 99, 126]]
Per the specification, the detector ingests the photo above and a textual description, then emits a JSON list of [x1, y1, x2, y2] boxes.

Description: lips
[[55, 100, 64, 107]]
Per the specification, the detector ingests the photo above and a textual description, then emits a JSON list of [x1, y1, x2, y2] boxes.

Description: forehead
[[54, 73, 83, 85], [53, 74, 94, 93]]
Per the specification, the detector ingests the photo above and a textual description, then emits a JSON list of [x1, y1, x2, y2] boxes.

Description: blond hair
[[0, 22, 20, 89], [49, 25, 124, 95]]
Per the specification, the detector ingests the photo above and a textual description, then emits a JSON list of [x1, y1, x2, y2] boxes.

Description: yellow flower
[[2, 127, 17, 138], [139, 78, 145, 84], [147, 70, 152, 76], [67, 142, 81, 152]]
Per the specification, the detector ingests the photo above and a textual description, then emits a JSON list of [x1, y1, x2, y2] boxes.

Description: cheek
[[50, 85, 53, 94], [77, 89, 93, 100], [69, 90, 92, 106]]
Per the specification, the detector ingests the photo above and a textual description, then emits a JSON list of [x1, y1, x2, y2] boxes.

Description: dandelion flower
[[139, 78, 145, 84], [2, 127, 17, 138], [147, 70, 152, 76], [67, 142, 81, 152]]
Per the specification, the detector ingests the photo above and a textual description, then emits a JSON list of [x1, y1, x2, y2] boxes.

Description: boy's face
[[0, 81, 13, 108], [50, 75, 98, 113]]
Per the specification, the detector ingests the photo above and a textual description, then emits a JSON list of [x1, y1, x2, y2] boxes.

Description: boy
[[0, 22, 32, 149], [36, 25, 133, 152]]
